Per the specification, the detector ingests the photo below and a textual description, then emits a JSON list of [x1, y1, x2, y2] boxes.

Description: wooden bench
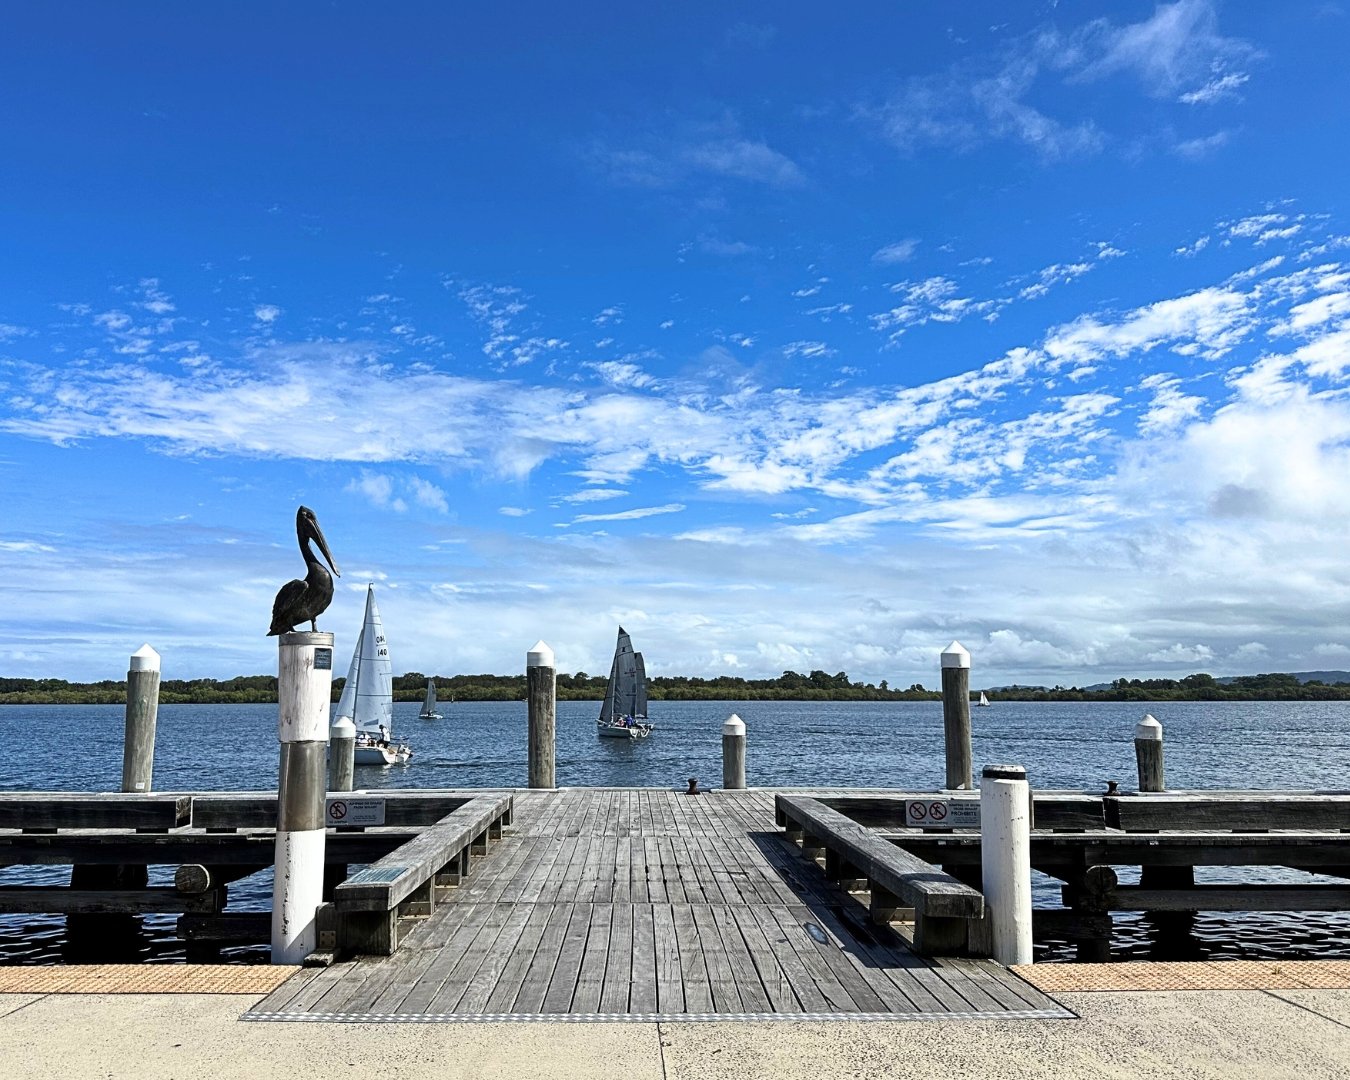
[[775, 794, 984, 956], [334, 793, 512, 956]]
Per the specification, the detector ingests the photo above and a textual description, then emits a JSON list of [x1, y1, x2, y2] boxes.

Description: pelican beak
[[306, 513, 341, 578]]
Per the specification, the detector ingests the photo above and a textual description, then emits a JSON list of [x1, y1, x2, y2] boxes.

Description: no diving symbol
[[907, 800, 928, 823], [328, 800, 348, 822], [928, 801, 948, 822]]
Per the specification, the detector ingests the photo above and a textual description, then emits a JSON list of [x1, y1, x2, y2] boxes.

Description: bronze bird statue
[[267, 506, 341, 635]]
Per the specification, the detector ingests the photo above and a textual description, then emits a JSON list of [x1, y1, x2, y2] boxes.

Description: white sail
[[334, 585, 394, 738]]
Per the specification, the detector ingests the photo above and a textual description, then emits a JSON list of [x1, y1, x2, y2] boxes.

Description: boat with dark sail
[[597, 626, 653, 739]]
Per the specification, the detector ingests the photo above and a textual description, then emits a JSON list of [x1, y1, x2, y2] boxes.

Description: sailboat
[[419, 678, 443, 720], [597, 626, 653, 739], [977, 691, 991, 707], [333, 584, 412, 766]]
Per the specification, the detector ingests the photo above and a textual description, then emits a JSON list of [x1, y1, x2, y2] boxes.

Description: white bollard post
[[272, 630, 334, 964], [722, 713, 746, 790], [1134, 714, 1165, 792], [980, 764, 1033, 966], [940, 641, 973, 790], [527, 640, 556, 789], [328, 715, 355, 793]]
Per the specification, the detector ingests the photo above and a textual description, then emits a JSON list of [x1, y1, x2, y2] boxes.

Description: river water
[[2, 698, 1348, 963]]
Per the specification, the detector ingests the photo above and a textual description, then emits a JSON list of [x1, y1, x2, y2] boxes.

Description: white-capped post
[[527, 640, 556, 789], [1134, 714, 1165, 793], [940, 641, 973, 790], [122, 644, 161, 794], [328, 715, 355, 793], [981, 764, 1033, 966], [722, 713, 746, 790], [272, 630, 334, 964]]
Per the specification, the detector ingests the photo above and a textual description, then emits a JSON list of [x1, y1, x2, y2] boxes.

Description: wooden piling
[[1135, 714, 1165, 792], [1134, 713, 1195, 917], [328, 715, 355, 793], [722, 713, 746, 790], [121, 644, 161, 794], [271, 631, 333, 964], [526, 640, 556, 789], [940, 641, 973, 790]]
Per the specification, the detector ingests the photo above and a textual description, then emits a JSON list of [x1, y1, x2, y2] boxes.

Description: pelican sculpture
[[267, 506, 341, 635]]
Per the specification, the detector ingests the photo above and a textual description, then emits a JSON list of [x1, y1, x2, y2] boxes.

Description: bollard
[[1134, 714, 1165, 792], [980, 764, 1033, 966], [272, 631, 333, 964], [329, 715, 355, 793], [722, 713, 746, 790], [122, 644, 161, 793], [940, 641, 973, 790], [527, 640, 556, 789]]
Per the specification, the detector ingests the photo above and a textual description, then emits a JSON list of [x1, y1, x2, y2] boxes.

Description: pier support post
[[271, 631, 333, 964], [941, 641, 973, 790], [122, 644, 161, 794], [722, 713, 746, 790], [328, 715, 355, 793], [1134, 714, 1165, 792], [981, 764, 1033, 966], [527, 640, 556, 789]]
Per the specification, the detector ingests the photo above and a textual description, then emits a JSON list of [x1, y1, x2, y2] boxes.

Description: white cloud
[[1175, 236, 1211, 257], [254, 304, 282, 324], [872, 239, 920, 265], [571, 503, 686, 525], [1179, 71, 1249, 105], [499, 506, 530, 517]]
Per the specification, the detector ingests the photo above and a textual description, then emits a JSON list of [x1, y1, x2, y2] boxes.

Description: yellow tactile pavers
[[0, 964, 298, 995], [1014, 960, 1350, 993]]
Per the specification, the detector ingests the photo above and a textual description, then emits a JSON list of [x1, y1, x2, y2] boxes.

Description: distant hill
[[1078, 670, 1350, 691]]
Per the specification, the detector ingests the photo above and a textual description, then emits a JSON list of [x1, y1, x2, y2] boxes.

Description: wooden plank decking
[[245, 789, 1071, 1022]]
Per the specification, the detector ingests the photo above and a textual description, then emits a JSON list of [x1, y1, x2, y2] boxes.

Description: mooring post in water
[[941, 641, 973, 790], [122, 644, 161, 793], [527, 640, 556, 789], [1134, 713, 1165, 792], [328, 715, 355, 793], [272, 630, 333, 964], [981, 764, 1033, 966], [722, 713, 746, 790]]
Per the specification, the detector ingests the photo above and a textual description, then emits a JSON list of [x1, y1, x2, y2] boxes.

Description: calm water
[[3, 698, 1349, 963]]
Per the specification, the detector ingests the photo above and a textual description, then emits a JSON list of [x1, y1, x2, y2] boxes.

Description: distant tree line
[[1, 669, 1347, 706]]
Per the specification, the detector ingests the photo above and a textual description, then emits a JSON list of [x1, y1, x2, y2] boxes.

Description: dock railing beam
[[272, 630, 333, 964], [527, 640, 556, 789], [941, 641, 973, 790], [981, 763, 1033, 966]]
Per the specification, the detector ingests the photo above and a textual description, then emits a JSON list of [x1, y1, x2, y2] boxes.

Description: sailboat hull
[[354, 743, 412, 765], [597, 719, 652, 739]]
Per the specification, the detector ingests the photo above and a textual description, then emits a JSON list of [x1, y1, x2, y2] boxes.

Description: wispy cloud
[[872, 239, 920, 265], [570, 503, 686, 525]]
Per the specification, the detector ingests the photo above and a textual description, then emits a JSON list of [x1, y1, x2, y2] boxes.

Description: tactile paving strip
[[1013, 960, 1350, 993], [0, 965, 298, 995]]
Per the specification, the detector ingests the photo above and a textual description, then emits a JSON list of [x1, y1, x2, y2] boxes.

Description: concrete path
[[2, 988, 1349, 1079]]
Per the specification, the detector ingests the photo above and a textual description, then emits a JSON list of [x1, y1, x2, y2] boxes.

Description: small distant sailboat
[[334, 585, 412, 766], [597, 626, 653, 739], [419, 678, 443, 720], [977, 691, 991, 707]]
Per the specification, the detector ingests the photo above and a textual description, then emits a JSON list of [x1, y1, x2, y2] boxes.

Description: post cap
[[526, 640, 555, 668], [723, 713, 745, 736], [1135, 714, 1163, 741], [330, 716, 356, 738], [940, 641, 970, 669], [129, 644, 161, 673], [982, 764, 1027, 781]]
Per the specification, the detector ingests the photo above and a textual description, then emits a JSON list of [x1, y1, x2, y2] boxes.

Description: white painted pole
[[722, 713, 746, 790], [980, 764, 1033, 966], [940, 641, 973, 790], [121, 644, 161, 793], [272, 630, 334, 964], [1134, 714, 1165, 792], [328, 715, 355, 793], [527, 640, 556, 789]]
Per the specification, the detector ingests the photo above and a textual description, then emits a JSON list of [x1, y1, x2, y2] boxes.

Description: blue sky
[[3, 1, 1350, 686]]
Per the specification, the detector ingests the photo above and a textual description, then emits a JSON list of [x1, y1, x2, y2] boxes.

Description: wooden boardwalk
[[245, 789, 1071, 1022]]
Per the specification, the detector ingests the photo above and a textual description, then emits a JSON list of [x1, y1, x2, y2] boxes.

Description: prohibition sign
[[328, 800, 348, 821], [907, 800, 928, 822], [928, 801, 948, 822]]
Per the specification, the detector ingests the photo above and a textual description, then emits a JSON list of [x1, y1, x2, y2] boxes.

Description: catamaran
[[597, 626, 653, 739], [419, 678, 443, 720], [333, 584, 412, 765]]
